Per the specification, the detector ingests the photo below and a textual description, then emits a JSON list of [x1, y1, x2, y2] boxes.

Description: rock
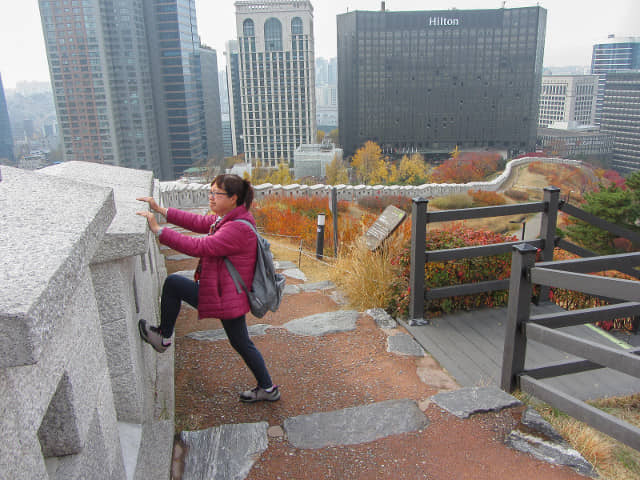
[[431, 386, 522, 419], [387, 333, 424, 356], [282, 311, 359, 336], [283, 399, 429, 449], [365, 308, 397, 329]]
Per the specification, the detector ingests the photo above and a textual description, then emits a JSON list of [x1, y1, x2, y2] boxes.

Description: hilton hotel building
[[337, 6, 546, 157]]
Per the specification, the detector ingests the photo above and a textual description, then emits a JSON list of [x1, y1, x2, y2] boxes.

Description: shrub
[[549, 248, 637, 332], [430, 193, 473, 210], [469, 190, 506, 206], [253, 195, 373, 256], [431, 152, 503, 183], [357, 195, 413, 213], [388, 226, 517, 318], [504, 189, 529, 202]]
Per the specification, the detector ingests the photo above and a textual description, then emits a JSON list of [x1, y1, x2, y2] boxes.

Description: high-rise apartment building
[[39, 0, 207, 180], [538, 75, 598, 128], [235, 0, 316, 167], [337, 6, 546, 157], [0, 73, 14, 163], [199, 46, 225, 168], [39, 0, 161, 174], [225, 40, 244, 157], [600, 71, 640, 173], [145, 0, 207, 179], [591, 35, 640, 125]]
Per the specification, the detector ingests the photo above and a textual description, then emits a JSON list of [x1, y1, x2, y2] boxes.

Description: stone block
[[43, 161, 154, 264], [180, 422, 268, 479], [90, 260, 132, 325], [0, 166, 115, 367]]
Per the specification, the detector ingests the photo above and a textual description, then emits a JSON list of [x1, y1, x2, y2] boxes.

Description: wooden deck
[[402, 303, 640, 401]]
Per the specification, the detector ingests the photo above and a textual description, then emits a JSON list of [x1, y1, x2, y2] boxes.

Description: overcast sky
[[1, 0, 638, 89]]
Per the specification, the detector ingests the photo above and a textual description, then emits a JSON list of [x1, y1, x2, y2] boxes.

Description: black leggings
[[159, 273, 273, 389]]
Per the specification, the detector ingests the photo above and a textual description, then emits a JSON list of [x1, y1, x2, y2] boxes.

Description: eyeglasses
[[209, 191, 230, 197]]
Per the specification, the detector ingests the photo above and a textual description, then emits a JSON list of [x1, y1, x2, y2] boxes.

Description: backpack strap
[[224, 258, 247, 295], [223, 219, 258, 296]]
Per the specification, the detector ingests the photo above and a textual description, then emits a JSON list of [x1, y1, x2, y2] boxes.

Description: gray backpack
[[224, 219, 286, 318]]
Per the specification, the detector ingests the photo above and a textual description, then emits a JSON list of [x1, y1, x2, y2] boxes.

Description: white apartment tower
[[538, 75, 599, 128], [235, 0, 316, 167]]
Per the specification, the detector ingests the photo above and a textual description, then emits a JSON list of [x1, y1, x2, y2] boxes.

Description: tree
[[265, 160, 292, 185], [328, 129, 339, 145], [325, 154, 349, 185], [565, 179, 640, 254], [351, 141, 387, 184], [398, 153, 429, 185], [316, 130, 325, 144], [250, 159, 270, 185]]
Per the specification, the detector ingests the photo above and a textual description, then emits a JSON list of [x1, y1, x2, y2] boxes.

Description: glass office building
[[591, 36, 640, 125], [337, 7, 546, 157], [600, 71, 640, 173]]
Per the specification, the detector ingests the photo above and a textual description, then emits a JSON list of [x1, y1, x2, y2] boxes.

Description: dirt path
[[165, 250, 587, 480]]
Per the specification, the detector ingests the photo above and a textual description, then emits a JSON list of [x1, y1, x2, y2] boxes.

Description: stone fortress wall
[[158, 157, 581, 209], [0, 162, 173, 479]]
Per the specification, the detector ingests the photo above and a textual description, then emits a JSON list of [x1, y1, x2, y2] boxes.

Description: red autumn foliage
[[431, 152, 503, 184]]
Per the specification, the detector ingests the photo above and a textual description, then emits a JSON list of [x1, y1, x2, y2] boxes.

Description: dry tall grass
[[328, 224, 411, 310], [522, 394, 640, 479]]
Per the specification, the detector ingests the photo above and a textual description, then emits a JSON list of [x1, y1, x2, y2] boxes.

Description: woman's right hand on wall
[[136, 196, 168, 217]]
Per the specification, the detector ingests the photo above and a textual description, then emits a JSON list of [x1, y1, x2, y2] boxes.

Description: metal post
[[331, 187, 338, 256], [409, 198, 429, 324], [316, 214, 325, 260], [501, 243, 537, 392], [539, 186, 560, 302]]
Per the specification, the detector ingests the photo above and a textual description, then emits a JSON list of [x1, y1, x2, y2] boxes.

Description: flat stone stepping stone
[[283, 399, 428, 449], [274, 260, 297, 270], [431, 386, 522, 419], [366, 308, 397, 329], [387, 333, 424, 356], [166, 254, 194, 261], [186, 324, 271, 342], [284, 284, 301, 295], [282, 268, 307, 281], [282, 310, 359, 336], [159, 245, 171, 251], [180, 422, 268, 480], [298, 280, 335, 292]]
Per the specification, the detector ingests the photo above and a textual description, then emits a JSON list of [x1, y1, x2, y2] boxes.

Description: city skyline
[[1, 0, 639, 89]]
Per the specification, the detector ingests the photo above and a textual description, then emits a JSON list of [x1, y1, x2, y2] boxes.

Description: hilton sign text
[[429, 17, 460, 26]]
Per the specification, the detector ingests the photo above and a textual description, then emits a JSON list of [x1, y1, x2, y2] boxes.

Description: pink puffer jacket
[[159, 206, 257, 320]]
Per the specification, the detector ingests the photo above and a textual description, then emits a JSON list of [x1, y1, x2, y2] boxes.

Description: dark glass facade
[[146, 0, 207, 179], [337, 7, 546, 157], [0, 73, 14, 163], [591, 37, 640, 125], [199, 47, 225, 168], [600, 71, 640, 173]]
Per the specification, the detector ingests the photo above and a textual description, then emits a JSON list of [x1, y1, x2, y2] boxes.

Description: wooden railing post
[[409, 197, 429, 324], [501, 243, 537, 392], [539, 186, 560, 302]]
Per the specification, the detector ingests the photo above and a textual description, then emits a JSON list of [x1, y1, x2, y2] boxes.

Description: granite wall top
[[42, 161, 154, 263], [0, 166, 116, 367]]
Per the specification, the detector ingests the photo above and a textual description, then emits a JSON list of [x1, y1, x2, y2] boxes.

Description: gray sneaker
[[240, 385, 280, 403], [138, 319, 170, 353]]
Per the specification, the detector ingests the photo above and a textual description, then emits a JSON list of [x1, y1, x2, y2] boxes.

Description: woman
[[136, 174, 279, 403]]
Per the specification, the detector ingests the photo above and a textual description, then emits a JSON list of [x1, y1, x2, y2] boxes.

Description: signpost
[[364, 205, 408, 251]]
